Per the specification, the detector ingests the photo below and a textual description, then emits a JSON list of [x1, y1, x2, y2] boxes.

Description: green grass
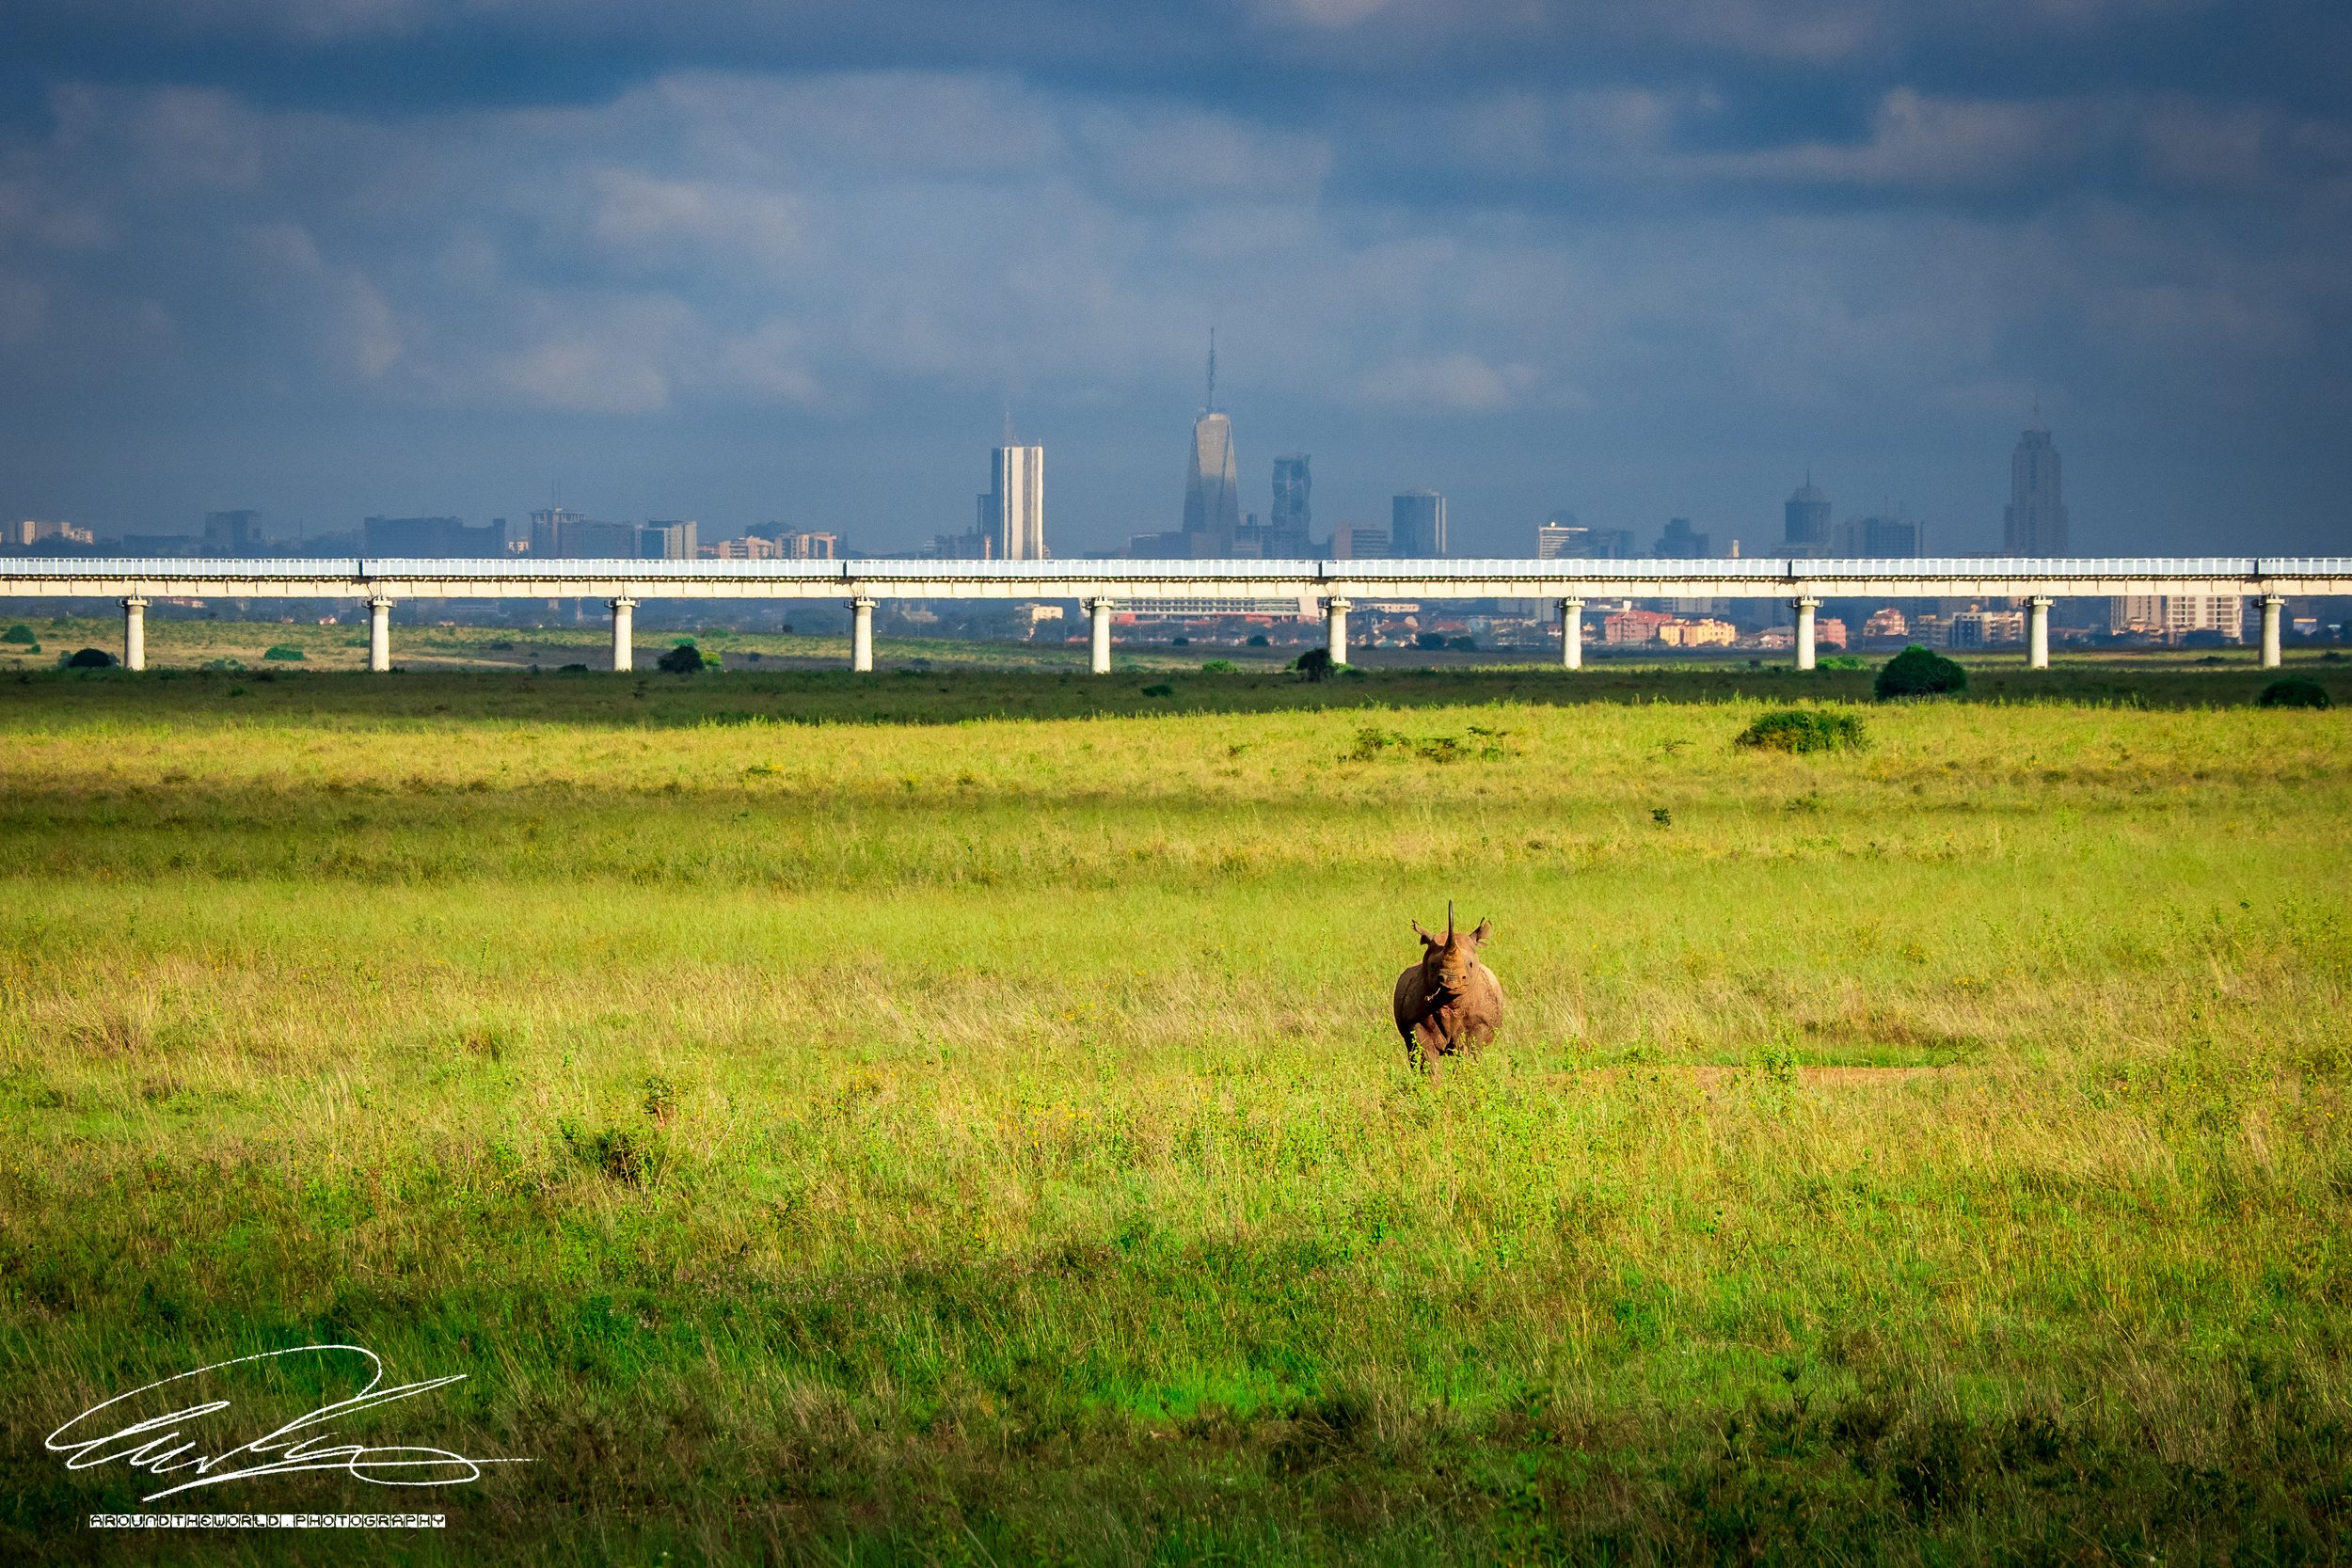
[[2, 660, 2350, 1563]]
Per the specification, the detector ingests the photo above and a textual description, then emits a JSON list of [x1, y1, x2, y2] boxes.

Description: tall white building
[[982, 445, 1045, 561]]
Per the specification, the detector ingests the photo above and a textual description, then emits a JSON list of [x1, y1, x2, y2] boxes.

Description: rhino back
[[1463, 962, 1505, 1029], [1392, 965, 1431, 1032]]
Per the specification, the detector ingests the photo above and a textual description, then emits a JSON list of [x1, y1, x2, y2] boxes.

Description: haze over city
[[2, 1, 2348, 555]]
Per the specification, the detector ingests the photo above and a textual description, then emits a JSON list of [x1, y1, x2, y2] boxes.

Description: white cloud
[[1357, 353, 1538, 411], [589, 169, 803, 264]]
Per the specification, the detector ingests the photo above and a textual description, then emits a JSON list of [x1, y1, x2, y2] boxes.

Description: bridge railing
[[8, 555, 2352, 582]]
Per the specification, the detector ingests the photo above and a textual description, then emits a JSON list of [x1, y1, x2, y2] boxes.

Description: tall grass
[[1, 668, 2347, 1563]]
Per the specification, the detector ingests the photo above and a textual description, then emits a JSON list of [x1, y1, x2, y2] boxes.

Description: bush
[[1, 624, 35, 644], [1247, 634, 1269, 646], [1415, 632, 1445, 650], [262, 644, 306, 661], [1200, 658, 1237, 673], [657, 641, 707, 674], [1447, 635, 1477, 652], [64, 647, 117, 669], [1736, 708, 1867, 753], [1820, 654, 1866, 671], [2258, 676, 2331, 710], [1140, 682, 1175, 697], [1875, 645, 1967, 699], [1294, 647, 1333, 682]]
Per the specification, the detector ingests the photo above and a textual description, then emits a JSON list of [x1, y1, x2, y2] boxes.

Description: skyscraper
[[203, 510, 263, 553], [1183, 337, 1239, 557], [1391, 488, 1448, 558], [2005, 415, 2068, 555], [1784, 477, 1831, 552], [1536, 512, 1634, 559], [1656, 516, 1710, 557], [982, 445, 1045, 560], [1271, 454, 1311, 557]]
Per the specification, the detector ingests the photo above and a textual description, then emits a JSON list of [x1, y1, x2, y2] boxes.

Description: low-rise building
[[2109, 594, 2244, 642], [1602, 607, 1676, 644], [8, 519, 94, 546], [703, 535, 784, 560], [1948, 610, 2026, 648], [1657, 617, 1738, 647]]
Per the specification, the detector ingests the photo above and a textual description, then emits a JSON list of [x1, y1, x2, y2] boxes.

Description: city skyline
[[0, 6, 2345, 557], [27, 408, 2081, 564]]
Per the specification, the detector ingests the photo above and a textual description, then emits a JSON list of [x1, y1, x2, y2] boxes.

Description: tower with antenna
[[1183, 330, 1240, 556]]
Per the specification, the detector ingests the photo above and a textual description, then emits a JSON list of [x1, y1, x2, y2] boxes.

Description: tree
[[657, 641, 707, 674], [64, 647, 118, 669], [1293, 647, 1333, 682], [1874, 645, 1966, 699]]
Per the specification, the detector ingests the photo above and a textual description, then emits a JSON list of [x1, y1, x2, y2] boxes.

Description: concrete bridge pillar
[[2261, 594, 2285, 669], [1324, 596, 1352, 667], [1559, 598, 1584, 670], [609, 597, 637, 673], [850, 595, 877, 673], [1088, 597, 1115, 674], [1793, 596, 1820, 672], [2027, 596, 2053, 670], [368, 595, 394, 673], [121, 596, 147, 672]]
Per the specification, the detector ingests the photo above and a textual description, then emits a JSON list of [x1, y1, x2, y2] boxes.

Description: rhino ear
[[1410, 919, 1439, 947], [1470, 919, 1493, 944]]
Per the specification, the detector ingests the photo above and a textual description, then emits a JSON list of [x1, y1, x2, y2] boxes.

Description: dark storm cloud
[[0, 0, 2346, 551]]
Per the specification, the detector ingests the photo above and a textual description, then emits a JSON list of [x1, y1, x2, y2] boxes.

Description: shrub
[[1140, 682, 1175, 697], [1246, 634, 1268, 646], [1415, 632, 1445, 650], [1737, 708, 1867, 753], [1294, 647, 1333, 682], [1200, 658, 1237, 673], [262, 644, 305, 661], [2258, 676, 2331, 710], [1820, 654, 1866, 671], [1875, 645, 1966, 699], [2, 624, 35, 644], [64, 647, 117, 669], [657, 641, 707, 674], [1447, 635, 1477, 652]]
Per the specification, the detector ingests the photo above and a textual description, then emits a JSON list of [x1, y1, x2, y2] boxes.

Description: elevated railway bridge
[[5, 556, 2344, 673]]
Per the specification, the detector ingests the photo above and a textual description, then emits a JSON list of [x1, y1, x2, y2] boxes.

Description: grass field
[[3, 641, 2350, 1563]]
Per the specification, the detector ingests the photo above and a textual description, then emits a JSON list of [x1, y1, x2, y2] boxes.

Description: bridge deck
[[5, 556, 2349, 601]]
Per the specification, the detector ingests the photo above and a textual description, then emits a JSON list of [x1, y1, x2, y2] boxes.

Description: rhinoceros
[[1393, 901, 1502, 1073]]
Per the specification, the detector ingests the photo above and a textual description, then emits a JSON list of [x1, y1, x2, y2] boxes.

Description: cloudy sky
[[1, 0, 2346, 555]]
